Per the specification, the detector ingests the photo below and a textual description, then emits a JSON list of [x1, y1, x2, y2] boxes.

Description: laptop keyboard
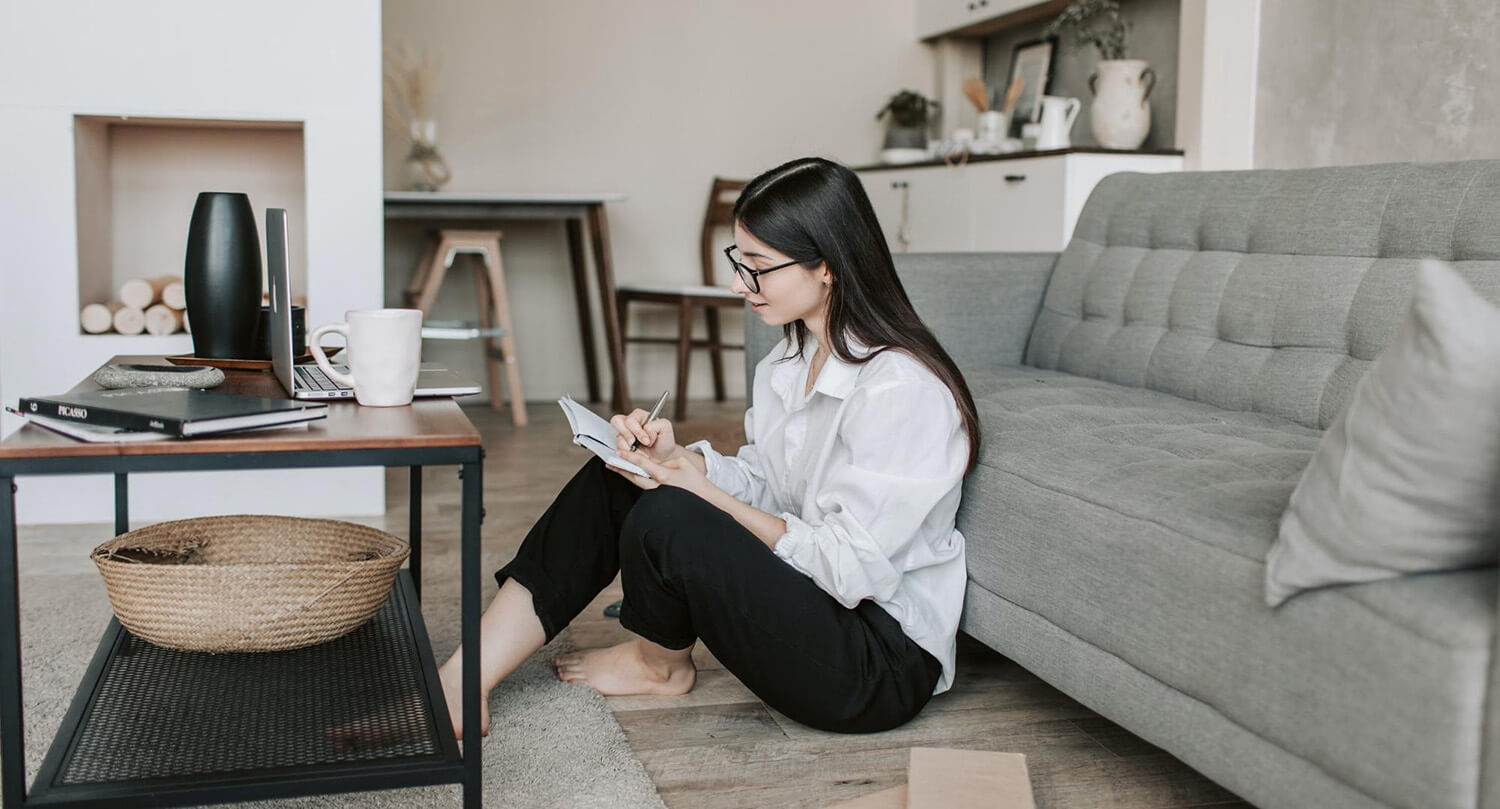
[[295, 365, 353, 392]]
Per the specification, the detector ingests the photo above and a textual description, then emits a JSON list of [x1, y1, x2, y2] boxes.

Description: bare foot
[[325, 697, 427, 753], [438, 659, 490, 741], [553, 639, 696, 696]]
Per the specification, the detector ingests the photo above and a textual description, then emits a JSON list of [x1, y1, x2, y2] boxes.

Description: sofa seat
[[959, 365, 1494, 809]]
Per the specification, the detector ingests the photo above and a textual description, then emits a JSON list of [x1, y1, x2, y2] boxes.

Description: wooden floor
[[403, 400, 1255, 809]]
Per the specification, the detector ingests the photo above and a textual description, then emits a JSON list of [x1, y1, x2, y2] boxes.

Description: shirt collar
[[769, 333, 874, 405]]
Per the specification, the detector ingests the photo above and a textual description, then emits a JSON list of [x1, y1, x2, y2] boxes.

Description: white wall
[[382, 0, 934, 405], [1175, 0, 1259, 171], [0, 0, 384, 524], [105, 124, 310, 302]]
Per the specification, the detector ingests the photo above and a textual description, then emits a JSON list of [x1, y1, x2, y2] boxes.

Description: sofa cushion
[[1268, 260, 1500, 606], [959, 365, 1493, 809], [1025, 161, 1500, 430]]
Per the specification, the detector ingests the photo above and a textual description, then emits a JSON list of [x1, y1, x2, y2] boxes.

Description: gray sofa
[[744, 160, 1500, 809]]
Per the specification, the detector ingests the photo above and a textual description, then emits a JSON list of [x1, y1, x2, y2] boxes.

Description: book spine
[[16, 397, 185, 436]]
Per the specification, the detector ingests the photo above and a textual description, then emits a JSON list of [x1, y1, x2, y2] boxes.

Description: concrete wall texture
[[1256, 0, 1500, 168]]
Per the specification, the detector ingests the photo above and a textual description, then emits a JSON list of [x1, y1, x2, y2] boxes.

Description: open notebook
[[558, 396, 651, 478]]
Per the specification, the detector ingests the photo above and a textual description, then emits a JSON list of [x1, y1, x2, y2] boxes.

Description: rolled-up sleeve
[[771, 381, 967, 609]]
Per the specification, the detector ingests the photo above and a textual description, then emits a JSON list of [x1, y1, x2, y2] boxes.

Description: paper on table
[[6, 407, 311, 444], [558, 395, 650, 478], [13, 411, 174, 443]]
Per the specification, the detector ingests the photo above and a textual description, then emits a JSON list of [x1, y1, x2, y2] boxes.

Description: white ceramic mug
[[309, 309, 423, 407]]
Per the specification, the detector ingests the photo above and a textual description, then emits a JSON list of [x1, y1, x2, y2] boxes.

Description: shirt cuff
[[684, 440, 726, 489], [774, 511, 812, 560]]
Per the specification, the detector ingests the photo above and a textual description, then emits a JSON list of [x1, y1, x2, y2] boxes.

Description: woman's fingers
[[607, 461, 657, 489], [643, 420, 676, 459], [611, 410, 654, 447], [623, 450, 668, 481], [609, 414, 631, 438], [645, 419, 672, 442]]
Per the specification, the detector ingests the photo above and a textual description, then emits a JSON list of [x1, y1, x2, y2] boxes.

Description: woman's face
[[730, 223, 831, 328]]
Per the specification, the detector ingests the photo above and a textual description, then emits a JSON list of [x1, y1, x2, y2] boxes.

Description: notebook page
[[558, 396, 650, 478]]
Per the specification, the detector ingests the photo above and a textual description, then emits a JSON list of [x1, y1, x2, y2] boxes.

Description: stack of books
[[11, 388, 327, 443]]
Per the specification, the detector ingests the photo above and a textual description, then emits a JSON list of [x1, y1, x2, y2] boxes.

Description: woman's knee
[[620, 487, 714, 556]]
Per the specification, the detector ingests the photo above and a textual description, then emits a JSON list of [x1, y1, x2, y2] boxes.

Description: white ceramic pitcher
[[1036, 95, 1082, 150]]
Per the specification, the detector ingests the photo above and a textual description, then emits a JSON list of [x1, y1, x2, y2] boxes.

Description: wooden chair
[[404, 229, 527, 426], [615, 178, 748, 422]]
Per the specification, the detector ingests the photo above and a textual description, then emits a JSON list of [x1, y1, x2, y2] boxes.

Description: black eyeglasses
[[723, 245, 809, 294]]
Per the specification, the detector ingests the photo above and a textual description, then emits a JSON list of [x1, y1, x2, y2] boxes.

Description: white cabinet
[[857, 151, 1183, 253], [968, 156, 1066, 252], [863, 166, 974, 253], [916, 0, 1046, 41]]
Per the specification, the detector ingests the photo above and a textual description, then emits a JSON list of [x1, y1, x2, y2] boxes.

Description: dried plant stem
[[384, 43, 442, 137]]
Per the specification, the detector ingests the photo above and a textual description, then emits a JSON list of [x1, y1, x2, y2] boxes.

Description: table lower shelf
[[27, 571, 463, 808]]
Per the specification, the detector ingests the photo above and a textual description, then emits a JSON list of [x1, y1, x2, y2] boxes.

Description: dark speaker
[[184, 192, 262, 358]]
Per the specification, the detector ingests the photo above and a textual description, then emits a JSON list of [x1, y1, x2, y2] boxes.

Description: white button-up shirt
[[686, 334, 968, 694]]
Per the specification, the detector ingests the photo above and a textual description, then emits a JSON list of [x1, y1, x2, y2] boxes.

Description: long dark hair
[[733, 157, 982, 474]]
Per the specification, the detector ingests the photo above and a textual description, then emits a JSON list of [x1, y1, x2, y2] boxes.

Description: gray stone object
[[744, 159, 1500, 809], [93, 364, 225, 390]]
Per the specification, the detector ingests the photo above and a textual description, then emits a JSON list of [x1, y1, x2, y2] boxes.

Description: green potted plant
[[876, 90, 940, 152], [1043, 0, 1155, 150]]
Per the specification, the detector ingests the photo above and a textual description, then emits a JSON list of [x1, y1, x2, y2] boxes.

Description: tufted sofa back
[[1024, 161, 1500, 430]]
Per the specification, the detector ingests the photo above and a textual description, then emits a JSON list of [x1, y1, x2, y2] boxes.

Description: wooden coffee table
[[0, 357, 486, 808]]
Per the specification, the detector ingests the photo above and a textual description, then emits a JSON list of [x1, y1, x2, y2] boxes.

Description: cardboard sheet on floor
[[826, 784, 907, 809], [824, 748, 1034, 809], [908, 747, 1035, 809]]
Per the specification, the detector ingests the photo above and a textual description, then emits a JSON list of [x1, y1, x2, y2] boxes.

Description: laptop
[[266, 208, 482, 401]]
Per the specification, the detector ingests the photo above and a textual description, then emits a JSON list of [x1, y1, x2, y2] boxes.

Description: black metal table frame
[[0, 444, 485, 808]]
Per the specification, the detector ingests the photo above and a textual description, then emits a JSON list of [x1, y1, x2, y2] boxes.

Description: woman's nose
[[729, 271, 751, 295]]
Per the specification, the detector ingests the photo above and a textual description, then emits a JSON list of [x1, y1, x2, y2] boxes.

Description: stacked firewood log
[[80, 275, 188, 336]]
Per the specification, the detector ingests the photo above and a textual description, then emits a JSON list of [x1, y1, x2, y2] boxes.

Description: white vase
[[1088, 59, 1156, 150], [402, 119, 452, 191]]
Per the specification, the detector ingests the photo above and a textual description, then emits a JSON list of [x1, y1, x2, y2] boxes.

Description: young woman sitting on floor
[[436, 155, 980, 736]]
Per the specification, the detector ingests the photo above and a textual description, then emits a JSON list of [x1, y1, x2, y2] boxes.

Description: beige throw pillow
[[1265, 260, 1500, 607]]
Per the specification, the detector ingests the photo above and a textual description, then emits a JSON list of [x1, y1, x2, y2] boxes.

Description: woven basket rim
[[92, 515, 407, 561], [91, 514, 408, 653]]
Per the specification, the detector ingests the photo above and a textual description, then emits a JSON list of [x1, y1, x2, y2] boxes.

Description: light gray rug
[[5, 524, 665, 809]]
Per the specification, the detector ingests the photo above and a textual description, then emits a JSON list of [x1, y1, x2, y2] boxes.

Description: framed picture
[[1005, 37, 1057, 135]]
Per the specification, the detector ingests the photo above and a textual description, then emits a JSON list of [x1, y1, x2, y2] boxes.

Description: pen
[[629, 390, 671, 452]]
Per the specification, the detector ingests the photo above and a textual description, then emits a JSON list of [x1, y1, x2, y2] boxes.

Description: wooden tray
[[165, 347, 342, 372]]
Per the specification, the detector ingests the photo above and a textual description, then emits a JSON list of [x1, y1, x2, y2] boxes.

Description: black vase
[[184, 192, 261, 358]]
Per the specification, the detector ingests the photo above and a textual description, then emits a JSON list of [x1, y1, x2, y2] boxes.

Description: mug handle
[[309, 323, 356, 389]]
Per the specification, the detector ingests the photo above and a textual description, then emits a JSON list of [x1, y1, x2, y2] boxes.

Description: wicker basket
[[91, 515, 410, 653]]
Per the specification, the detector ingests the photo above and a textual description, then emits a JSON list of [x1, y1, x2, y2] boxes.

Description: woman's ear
[[819, 263, 833, 287]]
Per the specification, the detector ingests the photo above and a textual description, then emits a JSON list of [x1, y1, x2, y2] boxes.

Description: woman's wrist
[[675, 444, 708, 474]]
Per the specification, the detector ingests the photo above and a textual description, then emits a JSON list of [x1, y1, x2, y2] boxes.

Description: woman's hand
[[610, 409, 677, 463], [608, 448, 718, 502]]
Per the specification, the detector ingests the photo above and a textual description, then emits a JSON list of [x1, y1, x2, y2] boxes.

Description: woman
[[436, 156, 980, 736]]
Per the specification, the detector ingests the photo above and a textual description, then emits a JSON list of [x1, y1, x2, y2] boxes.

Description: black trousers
[[495, 457, 942, 733]]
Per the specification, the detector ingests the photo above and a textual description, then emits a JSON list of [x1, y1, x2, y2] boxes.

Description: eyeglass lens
[[726, 248, 759, 293]]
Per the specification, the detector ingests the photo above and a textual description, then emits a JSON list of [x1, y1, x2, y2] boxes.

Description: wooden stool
[[405, 229, 527, 426]]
